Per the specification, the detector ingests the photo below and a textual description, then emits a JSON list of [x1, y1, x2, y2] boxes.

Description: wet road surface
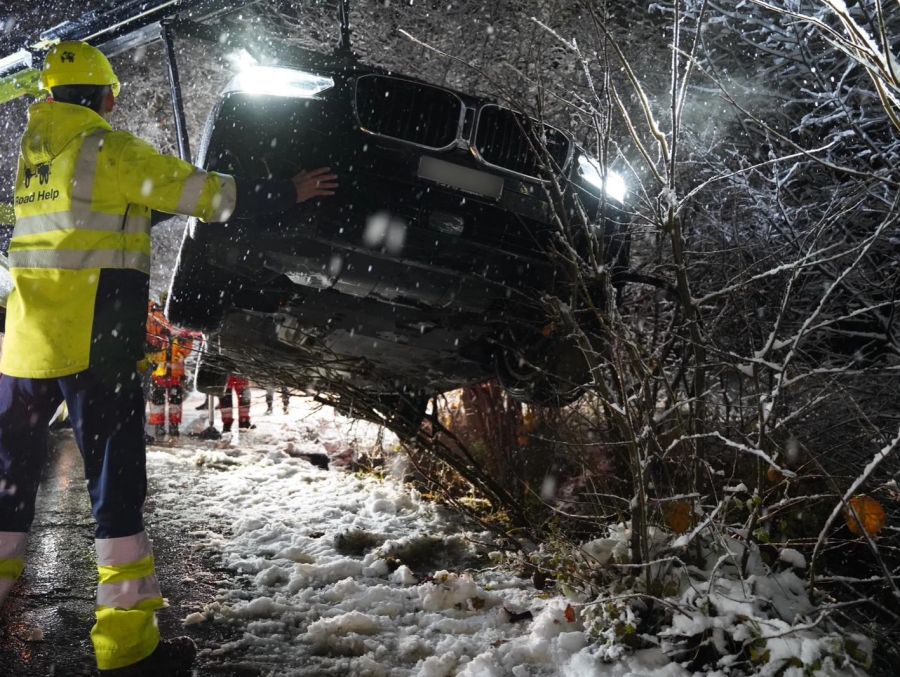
[[0, 432, 253, 676]]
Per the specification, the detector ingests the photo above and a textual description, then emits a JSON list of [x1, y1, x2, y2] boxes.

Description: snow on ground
[[145, 390, 685, 676]]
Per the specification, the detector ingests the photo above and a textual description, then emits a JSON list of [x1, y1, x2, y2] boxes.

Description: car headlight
[[577, 155, 626, 203], [224, 66, 334, 99]]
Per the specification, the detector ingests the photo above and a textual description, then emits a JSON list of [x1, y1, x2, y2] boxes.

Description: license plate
[[418, 156, 504, 200]]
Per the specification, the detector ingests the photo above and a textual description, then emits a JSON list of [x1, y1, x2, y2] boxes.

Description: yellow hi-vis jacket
[[2, 101, 235, 379]]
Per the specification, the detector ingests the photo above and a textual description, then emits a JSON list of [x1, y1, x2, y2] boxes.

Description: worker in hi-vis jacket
[[0, 41, 336, 675]]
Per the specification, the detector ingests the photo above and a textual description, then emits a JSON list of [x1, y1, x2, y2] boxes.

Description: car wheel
[[494, 337, 588, 407], [166, 226, 229, 332], [194, 360, 229, 396], [372, 392, 429, 439], [330, 391, 428, 440], [168, 282, 230, 333]]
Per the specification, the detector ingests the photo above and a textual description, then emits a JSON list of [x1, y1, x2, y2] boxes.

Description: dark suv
[[166, 45, 629, 420]]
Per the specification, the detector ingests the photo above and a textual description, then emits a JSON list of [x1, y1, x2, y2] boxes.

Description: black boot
[[197, 426, 221, 440], [222, 421, 232, 433], [169, 425, 180, 438], [99, 636, 196, 676], [154, 424, 166, 440]]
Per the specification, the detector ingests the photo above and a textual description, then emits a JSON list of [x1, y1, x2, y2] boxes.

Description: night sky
[[0, 0, 101, 53]]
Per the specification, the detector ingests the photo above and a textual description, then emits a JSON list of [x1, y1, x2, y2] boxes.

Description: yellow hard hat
[[39, 41, 120, 97]]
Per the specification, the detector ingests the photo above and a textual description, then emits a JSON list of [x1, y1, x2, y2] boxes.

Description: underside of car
[[0, 0, 632, 425], [168, 64, 630, 411]]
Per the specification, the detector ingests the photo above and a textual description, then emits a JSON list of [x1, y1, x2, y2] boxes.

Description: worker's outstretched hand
[[292, 167, 338, 203]]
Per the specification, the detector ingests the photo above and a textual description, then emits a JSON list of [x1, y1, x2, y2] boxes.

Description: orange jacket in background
[[146, 302, 199, 384]]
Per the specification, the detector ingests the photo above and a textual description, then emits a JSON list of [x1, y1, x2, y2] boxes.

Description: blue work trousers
[[0, 370, 147, 538]]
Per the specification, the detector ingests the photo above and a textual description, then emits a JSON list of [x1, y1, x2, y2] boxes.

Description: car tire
[[166, 224, 229, 332], [194, 360, 229, 396], [168, 283, 229, 333], [331, 391, 427, 440], [494, 337, 588, 407], [373, 392, 428, 439]]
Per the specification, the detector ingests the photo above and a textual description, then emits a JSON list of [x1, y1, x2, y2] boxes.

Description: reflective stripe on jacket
[[1, 101, 236, 379]]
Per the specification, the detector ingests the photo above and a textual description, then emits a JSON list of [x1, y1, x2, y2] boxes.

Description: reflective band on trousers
[[9, 248, 151, 273], [0, 531, 27, 578], [0, 532, 27, 602], [96, 532, 152, 566], [92, 598, 164, 671], [97, 575, 162, 609], [0, 558, 24, 579], [95, 532, 161, 610], [98, 555, 155, 585]]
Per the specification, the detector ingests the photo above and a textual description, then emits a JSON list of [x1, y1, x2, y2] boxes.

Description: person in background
[[0, 41, 336, 676], [146, 296, 199, 440], [264, 386, 291, 415], [220, 375, 252, 433]]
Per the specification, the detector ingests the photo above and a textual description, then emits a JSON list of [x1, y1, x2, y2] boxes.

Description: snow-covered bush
[[4, 1, 896, 670], [379, 1, 900, 672]]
